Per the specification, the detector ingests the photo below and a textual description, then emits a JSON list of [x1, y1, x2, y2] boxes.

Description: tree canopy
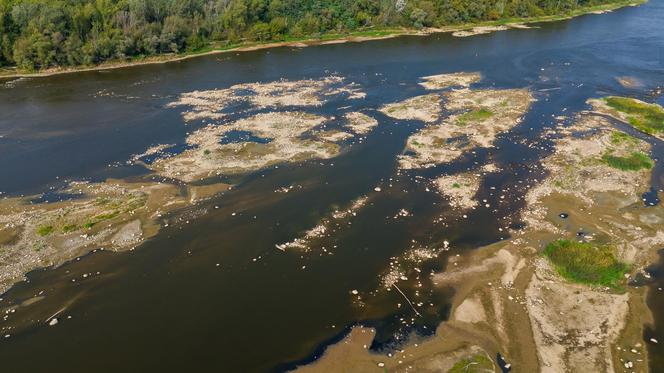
[[0, 0, 617, 70]]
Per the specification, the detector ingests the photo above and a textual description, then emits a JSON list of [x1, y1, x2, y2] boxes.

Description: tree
[[0, 0, 622, 71], [410, 8, 427, 28]]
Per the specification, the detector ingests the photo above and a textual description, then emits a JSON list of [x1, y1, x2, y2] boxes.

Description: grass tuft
[[604, 96, 664, 135], [456, 108, 493, 126], [36, 225, 54, 237], [610, 130, 639, 145], [449, 354, 495, 373], [544, 239, 629, 288], [62, 224, 78, 233], [602, 151, 653, 171]]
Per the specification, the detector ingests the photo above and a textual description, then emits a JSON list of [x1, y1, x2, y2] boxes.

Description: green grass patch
[[456, 108, 493, 126], [94, 210, 120, 221], [610, 130, 639, 145], [604, 96, 664, 135], [83, 221, 96, 229], [452, 183, 461, 188], [61, 224, 78, 233], [36, 225, 54, 237], [544, 239, 629, 288], [449, 354, 495, 373], [602, 151, 653, 171]]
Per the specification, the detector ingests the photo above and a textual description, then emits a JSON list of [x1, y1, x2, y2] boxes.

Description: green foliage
[[544, 239, 629, 288], [602, 151, 653, 171], [604, 96, 664, 135], [36, 225, 54, 236], [449, 354, 495, 373], [0, 0, 629, 71]]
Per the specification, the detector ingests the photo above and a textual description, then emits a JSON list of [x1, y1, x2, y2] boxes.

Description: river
[[0, 2, 663, 372]]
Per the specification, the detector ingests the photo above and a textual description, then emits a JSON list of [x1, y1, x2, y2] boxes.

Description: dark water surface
[[1, 2, 664, 372]]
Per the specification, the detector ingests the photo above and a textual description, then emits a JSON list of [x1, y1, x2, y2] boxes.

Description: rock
[[48, 318, 59, 326], [650, 338, 658, 344], [351, 290, 359, 295]]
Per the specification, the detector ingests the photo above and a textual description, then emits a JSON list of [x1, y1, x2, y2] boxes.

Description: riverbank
[[296, 100, 664, 372], [0, 0, 646, 80]]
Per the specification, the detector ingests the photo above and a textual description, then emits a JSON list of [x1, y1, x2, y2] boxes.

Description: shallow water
[[1, 2, 664, 372]]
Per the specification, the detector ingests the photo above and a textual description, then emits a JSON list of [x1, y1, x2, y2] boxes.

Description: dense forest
[[0, 0, 619, 70]]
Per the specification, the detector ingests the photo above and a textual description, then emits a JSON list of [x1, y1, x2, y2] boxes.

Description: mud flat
[[418, 72, 482, 90], [167, 76, 365, 122], [0, 178, 235, 294], [434, 172, 481, 210], [452, 25, 509, 37], [433, 163, 500, 211], [344, 112, 379, 135], [150, 112, 344, 182], [398, 87, 533, 169], [379, 94, 442, 123], [294, 326, 497, 373], [149, 77, 374, 182], [295, 108, 662, 372], [0, 181, 183, 293], [616, 76, 644, 89]]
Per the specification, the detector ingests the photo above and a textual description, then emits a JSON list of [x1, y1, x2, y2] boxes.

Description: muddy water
[[1, 1, 664, 372]]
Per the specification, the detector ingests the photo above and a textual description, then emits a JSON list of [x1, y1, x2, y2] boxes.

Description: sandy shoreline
[[0, 0, 645, 80]]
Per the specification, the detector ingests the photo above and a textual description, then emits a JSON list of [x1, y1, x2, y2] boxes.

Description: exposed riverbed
[[0, 2, 663, 372]]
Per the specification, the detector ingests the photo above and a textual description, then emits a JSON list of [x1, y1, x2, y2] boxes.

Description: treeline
[[0, 0, 616, 70]]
